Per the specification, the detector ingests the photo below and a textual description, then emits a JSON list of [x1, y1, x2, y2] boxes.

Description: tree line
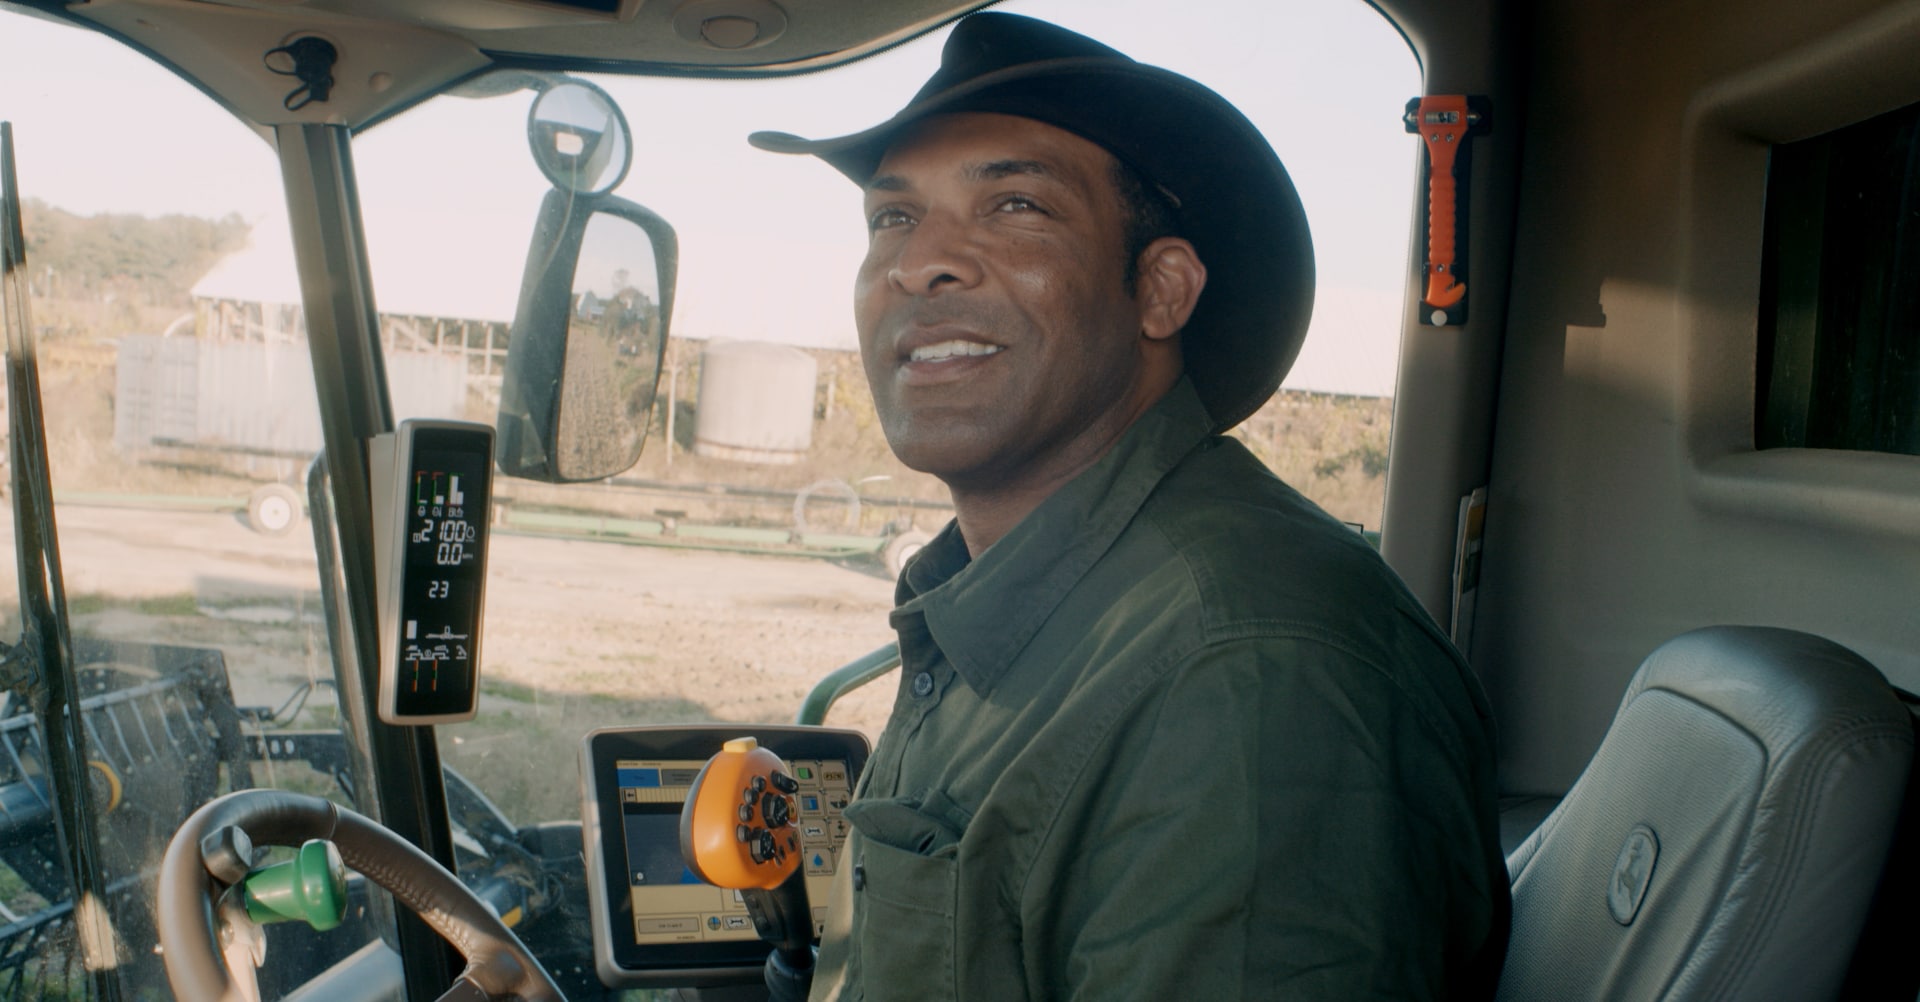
[[19, 198, 249, 311]]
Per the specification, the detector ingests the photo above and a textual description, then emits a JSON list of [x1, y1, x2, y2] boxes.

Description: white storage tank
[[693, 340, 817, 464]]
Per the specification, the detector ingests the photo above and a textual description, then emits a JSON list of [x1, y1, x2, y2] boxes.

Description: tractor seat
[[1497, 626, 1913, 1001]]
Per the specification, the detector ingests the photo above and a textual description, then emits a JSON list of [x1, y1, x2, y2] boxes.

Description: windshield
[[359, 0, 1416, 804], [0, 0, 1417, 997]]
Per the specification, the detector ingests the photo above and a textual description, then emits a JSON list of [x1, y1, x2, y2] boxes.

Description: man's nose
[[887, 212, 982, 295]]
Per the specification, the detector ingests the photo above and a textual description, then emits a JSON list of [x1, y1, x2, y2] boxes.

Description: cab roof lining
[[1, 0, 995, 132]]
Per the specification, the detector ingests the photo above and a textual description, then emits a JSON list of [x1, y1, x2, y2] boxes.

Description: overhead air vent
[[673, 0, 787, 51]]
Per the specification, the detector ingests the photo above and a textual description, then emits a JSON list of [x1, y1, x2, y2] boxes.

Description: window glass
[[0, 16, 398, 1001], [1758, 100, 1920, 455], [354, 2, 1416, 992]]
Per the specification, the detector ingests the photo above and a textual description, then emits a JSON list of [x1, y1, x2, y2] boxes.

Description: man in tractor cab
[[753, 13, 1509, 1000]]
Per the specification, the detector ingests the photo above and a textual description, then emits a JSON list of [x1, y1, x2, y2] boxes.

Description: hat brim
[[752, 58, 1314, 433]]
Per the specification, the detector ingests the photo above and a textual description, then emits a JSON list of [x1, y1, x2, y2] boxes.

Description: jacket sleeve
[[1026, 634, 1503, 1001]]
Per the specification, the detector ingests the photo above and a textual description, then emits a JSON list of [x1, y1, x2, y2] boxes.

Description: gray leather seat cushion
[[1499, 626, 1912, 1002]]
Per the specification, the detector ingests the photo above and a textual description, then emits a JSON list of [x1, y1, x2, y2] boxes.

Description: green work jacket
[[810, 379, 1508, 1001]]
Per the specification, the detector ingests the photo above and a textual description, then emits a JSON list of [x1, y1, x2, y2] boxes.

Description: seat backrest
[[1498, 626, 1913, 1002]]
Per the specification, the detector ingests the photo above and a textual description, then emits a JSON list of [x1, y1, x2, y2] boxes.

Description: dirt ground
[[6, 503, 903, 822]]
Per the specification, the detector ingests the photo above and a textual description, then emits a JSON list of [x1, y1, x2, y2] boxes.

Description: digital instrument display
[[580, 726, 870, 987], [394, 441, 489, 717], [375, 421, 493, 724]]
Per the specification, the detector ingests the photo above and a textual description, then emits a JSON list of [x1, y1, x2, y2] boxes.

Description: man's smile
[[908, 339, 1004, 362], [887, 320, 1012, 385], [896, 336, 1007, 386]]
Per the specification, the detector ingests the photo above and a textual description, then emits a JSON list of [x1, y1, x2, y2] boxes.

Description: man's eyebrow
[[966, 159, 1053, 183], [865, 159, 1057, 194]]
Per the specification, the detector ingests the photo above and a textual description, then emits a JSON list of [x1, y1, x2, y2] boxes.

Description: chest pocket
[[844, 795, 965, 1002]]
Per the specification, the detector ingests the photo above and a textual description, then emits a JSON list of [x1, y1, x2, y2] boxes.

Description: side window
[[1757, 100, 1920, 455], [1155, 2, 1418, 537], [0, 17, 399, 1001], [997, 1, 1420, 535]]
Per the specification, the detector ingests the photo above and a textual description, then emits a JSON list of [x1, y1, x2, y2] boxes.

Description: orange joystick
[[680, 737, 803, 891]]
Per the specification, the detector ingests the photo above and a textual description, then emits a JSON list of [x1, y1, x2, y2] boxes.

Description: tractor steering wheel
[[158, 789, 564, 1002]]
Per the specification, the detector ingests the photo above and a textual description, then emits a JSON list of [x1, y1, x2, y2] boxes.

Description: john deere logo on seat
[[1608, 824, 1660, 925]]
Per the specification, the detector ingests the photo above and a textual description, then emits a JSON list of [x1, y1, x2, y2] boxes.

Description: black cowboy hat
[[750, 11, 1315, 433]]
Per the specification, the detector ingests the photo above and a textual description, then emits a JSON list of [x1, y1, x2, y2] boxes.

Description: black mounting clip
[[265, 37, 338, 112]]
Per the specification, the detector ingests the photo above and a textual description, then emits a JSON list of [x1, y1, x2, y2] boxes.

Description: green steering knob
[[241, 839, 348, 931]]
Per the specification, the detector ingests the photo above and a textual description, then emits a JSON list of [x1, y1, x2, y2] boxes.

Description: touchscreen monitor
[[580, 724, 870, 987]]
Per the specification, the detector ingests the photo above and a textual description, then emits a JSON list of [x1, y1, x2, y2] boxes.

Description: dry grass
[[1232, 391, 1393, 530]]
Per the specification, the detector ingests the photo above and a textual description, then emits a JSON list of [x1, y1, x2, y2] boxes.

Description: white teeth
[[909, 340, 1003, 362]]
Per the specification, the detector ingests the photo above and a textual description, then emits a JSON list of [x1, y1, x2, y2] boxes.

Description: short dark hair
[[1110, 157, 1181, 296]]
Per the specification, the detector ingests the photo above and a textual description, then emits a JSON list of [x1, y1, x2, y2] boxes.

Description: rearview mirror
[[495, 190, 678, 482], [526, 80, 632, 196]]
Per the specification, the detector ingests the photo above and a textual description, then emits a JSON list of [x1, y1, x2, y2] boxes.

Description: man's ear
[[1136, 237, 1208, 342]]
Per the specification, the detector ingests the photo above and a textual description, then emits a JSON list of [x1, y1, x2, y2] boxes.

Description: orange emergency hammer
[[1405, 95, 1489, 325]]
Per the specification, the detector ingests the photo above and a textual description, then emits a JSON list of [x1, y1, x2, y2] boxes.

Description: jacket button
[[853, 863, 866, 891], [912, 672, 934, 698]]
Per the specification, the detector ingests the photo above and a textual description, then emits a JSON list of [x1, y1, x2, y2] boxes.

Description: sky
[[0, 1, 1422, 396]]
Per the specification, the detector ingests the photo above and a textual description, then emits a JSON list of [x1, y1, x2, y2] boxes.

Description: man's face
[[855, 112, 1171, 494]]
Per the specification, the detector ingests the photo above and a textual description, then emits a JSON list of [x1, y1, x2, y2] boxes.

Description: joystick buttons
[[680, 736, 805, 891]]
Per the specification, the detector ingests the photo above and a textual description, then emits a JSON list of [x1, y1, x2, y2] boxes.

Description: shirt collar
[[892, 378, 1216, 693]]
